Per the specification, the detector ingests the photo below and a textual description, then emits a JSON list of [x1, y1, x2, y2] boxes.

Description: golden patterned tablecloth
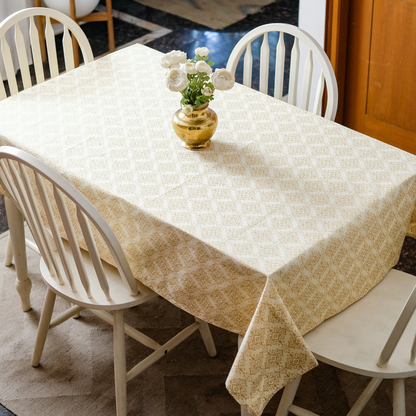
[[1, 44, 416, 416]]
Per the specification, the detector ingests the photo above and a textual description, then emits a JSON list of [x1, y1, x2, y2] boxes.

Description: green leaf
[[207, 60, 214, 66]]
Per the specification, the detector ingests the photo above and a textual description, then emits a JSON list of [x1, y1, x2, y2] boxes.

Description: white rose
[[182, 104, 193, 115], [195, 61, 212, 75], [211, 68, 235, 91], [184, 62, 198, 74], [195, 47, 209, 57], [160, 50, 187, 69], [166, 68, 189, 92], [202, 87, 213, 96]]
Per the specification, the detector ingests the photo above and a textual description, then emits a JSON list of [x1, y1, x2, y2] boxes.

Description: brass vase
[[172, 102, 218, 150]]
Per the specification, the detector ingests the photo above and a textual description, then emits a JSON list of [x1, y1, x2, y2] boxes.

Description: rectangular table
[[2, 43, 416, 416]]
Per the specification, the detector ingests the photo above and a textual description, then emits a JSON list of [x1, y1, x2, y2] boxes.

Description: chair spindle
[[377, 285, 416, 368], [312, 71, 325, 116], [287, 37, 299, 106], [259, 33, 270, 94], [77, 208, 111, 300], [35, 171, 73, 287], [243, 43, 252, 88], [1, 36, 18, 95], [19, 164, 60, 277], [0, 75, 6, 100], [29, 16, 45, 85], [62, 25, 75, 71], [300, 49, 313, 111], [274, 31, 285, 99], [14, 22, 32, 90], [54, 186, 92, 298], [44, 17, 59, 78], [12, 162, 52, 270]]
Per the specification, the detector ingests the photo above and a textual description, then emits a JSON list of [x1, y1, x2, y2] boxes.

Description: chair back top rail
[[226, 23, 338, 120], [0, 7, 94, 100], [0, 146, 144, 301]]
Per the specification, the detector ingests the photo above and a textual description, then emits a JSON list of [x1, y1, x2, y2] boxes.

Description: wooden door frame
[[324, 0, 350, 124]]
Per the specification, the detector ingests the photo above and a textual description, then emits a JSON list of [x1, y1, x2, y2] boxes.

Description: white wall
[[297, 0, 327, 113], [298, 0, 327, 47]]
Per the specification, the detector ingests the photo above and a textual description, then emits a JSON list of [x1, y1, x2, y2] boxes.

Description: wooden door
[[342, 0, 416, 154]]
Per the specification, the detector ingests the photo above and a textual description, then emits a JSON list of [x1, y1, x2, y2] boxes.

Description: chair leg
[[113, 309, 127, 416], [393, 378, 406, 416], [4, 236, 13, 266], [275, 376, 303, 416], [5, 196, 31, 312], [32, 288, 56, 367], [195, 318, 217, 357], [106, 0, 115, 52], [347, 377, 383, 416]]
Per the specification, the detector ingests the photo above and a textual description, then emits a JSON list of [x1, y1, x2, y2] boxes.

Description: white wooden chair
[[0, 8, 94, 300], [274, 267, 416, 416], [0, 146, 217, 416], [226, 23, 338, 121], [0, 7, 94, 100]]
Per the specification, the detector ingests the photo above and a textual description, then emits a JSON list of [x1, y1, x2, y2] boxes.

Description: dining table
[[1, 43, 416, 416]]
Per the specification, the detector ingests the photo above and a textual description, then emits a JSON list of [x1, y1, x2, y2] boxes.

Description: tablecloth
[[1, 44, 416, 416]]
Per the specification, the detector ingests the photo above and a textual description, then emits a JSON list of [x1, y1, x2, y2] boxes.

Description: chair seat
[[304, 268, 416, 379], [40, 239, 157, 310]]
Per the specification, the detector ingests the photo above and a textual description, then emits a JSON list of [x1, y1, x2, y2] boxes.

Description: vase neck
[[192, 102, 209, 111]]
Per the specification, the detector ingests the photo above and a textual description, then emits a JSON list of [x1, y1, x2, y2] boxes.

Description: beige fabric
[[1, 44, 416, 416]]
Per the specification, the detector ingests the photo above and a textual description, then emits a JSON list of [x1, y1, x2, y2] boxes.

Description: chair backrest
[[226, 23, 338, 121], [0, 146, 145, 301], [0, 7, 94, 101]]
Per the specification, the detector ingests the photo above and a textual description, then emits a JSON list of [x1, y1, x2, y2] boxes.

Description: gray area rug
[[1, 230, 416, 415]]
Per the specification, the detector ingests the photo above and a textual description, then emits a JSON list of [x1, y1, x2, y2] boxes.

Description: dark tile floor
[[93, 0, 298, 95]]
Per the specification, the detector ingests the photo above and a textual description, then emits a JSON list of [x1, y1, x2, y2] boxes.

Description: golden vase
[[172, 102, 218, 150]]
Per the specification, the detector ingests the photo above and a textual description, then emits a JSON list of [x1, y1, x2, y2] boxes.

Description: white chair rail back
[[0, 7, 94, 100], [378, 284, 416, 368], [0, 146, 142, 301], [226, 23, 338, 120]]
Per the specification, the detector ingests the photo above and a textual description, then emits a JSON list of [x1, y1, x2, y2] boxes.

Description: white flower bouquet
[[161, 47, 235, 115]]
